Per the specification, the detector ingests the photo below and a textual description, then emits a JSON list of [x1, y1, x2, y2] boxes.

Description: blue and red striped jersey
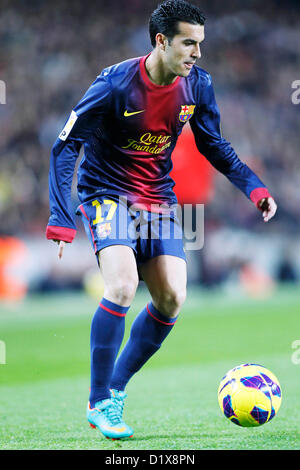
[[46, 54, 270, 242]]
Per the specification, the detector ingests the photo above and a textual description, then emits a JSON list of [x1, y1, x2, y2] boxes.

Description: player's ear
[[156, 33, 167, 50]]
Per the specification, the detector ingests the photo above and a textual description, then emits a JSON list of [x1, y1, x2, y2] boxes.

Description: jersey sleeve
[[189, 73, 271, 206], [46, 70, 112, 242]]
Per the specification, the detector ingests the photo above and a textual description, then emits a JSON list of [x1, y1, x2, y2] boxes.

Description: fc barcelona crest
[[96, 222, 112, 239], [179, 104, 196, 123]]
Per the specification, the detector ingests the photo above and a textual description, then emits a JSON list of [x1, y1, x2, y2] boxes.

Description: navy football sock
[[110, 302, 178, 391], [89, 298, 129, 408]]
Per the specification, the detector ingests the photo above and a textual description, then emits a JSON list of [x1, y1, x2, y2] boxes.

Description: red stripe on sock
[[146, 304, 177, 325], [99, 302, 127, 317]]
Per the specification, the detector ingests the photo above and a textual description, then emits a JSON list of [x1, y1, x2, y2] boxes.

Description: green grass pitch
[[0, 286, 300, 450]]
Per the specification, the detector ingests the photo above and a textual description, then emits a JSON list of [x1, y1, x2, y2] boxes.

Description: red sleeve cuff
[[46, 225, 76, 243], [250, 188, 271, 208]]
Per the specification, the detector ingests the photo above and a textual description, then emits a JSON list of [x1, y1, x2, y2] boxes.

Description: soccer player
[[46, 0, 277, 439]]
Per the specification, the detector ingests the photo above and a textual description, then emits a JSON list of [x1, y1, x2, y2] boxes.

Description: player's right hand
[[53, 240, 66, 259], [258, 197, 277, 223]]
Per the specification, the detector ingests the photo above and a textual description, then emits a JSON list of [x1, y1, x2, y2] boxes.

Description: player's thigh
[[98, 245, 139, 306], [139, 255, 187, 315]]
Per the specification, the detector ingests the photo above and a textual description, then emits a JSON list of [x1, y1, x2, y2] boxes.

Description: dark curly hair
[[149, 0, 206, 48]]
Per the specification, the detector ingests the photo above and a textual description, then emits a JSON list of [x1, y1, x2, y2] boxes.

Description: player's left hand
[[258, 197, 277, 222]]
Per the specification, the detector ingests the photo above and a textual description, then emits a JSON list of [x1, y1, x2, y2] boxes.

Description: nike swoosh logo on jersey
[[124, 109, 145, 117]]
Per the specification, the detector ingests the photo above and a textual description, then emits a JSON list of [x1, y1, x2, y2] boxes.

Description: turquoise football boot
[[110, 389, 129, 421], [87, 399, 134, 440]]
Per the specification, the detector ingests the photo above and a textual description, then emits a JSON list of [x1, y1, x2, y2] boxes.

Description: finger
[[58, 241, 65, 259]]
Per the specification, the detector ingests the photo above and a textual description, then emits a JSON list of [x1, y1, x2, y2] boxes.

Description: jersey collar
[[139, 54, 181, 92]]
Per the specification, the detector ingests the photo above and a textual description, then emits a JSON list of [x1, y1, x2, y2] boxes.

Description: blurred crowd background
[[0, 0, 299, 300]]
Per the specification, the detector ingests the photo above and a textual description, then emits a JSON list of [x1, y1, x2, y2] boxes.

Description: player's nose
[[192, 44, 201, 59]]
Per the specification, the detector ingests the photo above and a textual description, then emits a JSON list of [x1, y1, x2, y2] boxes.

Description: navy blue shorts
[[77, 196, 186, 265]]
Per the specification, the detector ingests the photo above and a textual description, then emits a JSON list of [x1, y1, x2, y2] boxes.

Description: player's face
[[164, 22, 205, 77]]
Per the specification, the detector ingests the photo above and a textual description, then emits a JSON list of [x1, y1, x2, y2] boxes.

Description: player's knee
[[170, 288, 186, 313], [155, 286, 186, 318], [104, 276, 138, 306]]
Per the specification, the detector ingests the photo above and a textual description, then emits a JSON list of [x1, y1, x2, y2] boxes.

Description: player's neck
[[145, 51, 178, 86]]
